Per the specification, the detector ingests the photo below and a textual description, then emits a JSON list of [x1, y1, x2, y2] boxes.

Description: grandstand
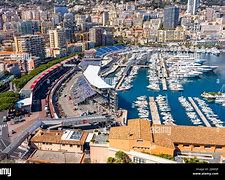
[[95, 45, 126, 57], [72, 75, 97, 105]]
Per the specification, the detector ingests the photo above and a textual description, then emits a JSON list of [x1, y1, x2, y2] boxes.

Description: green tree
[[107, 157, 116, 163], [107, 151, 131, 163]]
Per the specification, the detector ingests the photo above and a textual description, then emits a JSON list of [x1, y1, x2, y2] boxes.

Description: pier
[[162, 78, 167, 91], [188, 97, 211, 127], [149, 97, 161, 125], [115, 74, 126, 90]]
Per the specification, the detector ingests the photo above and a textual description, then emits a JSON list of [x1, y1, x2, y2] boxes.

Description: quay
[[149, 97, 161, 125], [188, 97, 211, 127]]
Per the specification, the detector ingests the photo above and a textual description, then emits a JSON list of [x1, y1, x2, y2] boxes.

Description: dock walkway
[[188, 97, 211, 127], [149, 97, 161, 125]]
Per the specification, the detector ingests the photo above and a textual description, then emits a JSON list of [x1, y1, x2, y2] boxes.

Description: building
[[19, 20, 40, 35], [187, 0, 200, 15], [28, 129, 88, 163], [49, 27, 67, 57], [102, 11, 109, 26], [30, 129, 88, 153], [0, 51, 41, 73], [89, 27, 104, 47], [163, 6, 179, 30], [206, 8, 215, 22], [49, 27, 66, 49], [158, 28, 186, 43], [90, 119, 225, 163], [14, 35, 46, 61]]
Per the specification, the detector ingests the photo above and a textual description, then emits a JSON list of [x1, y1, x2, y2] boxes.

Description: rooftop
[[93, 133, 109, 144], [27, 150, 84, 163], [83, 65, 113, 89], [31, 129, 88, 145], [109, 119, 225, 149]]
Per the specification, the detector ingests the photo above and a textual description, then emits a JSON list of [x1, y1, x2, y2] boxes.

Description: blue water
[[118, 53, 225, 126]]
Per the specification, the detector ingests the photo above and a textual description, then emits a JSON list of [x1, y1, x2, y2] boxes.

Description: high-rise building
[[163, 6, 179, 30], [89, 27, 104, 47], [206, 8, 215, 22], [187, 0, 200, 15], [0, 14, 3, 30], [102, 11, 109, 26], [49, 27, 66, 49], [20, 20, 40, 35], [14, 35, 46, 60]]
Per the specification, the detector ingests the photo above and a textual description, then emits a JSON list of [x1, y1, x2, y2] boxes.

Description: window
[[77, 145, 80, 148], [216, 146, 222, 150], [133, 157, 145, 164], [137, 139, 143, 143], [70, 145, 73, 147], [205, 145, 211, 149], [183, 144, 189, 148], [194, 145, 200, 148], [62, 144, 65, 146]]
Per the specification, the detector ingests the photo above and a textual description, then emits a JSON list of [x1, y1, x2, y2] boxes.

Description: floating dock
[[149, 97, 161, 125], [188, 97, 211, 127]]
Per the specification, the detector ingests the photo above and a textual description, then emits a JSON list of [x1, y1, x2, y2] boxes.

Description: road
[[0, 110, 10, 152], [58, 72, 83, 117]]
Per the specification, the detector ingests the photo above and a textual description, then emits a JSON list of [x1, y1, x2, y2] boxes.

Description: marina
[[117, 52, 225, 127]]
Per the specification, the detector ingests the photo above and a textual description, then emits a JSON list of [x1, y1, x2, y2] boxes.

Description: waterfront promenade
[[149, 97, 161, 125]]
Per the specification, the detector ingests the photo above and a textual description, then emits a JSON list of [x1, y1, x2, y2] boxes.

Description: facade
[[163, 6, 179, 30], [102, 11, 109, 26], [49, 27, 66, 49], [158, 28, 186, 42], [49, 27, 67, 57], [89, 27, 104, 47], [187, 0, 200, 15], [14, 34, 46, 60]]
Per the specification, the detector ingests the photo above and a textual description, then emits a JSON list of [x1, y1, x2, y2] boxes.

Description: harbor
[[117, 52, 225, 127]]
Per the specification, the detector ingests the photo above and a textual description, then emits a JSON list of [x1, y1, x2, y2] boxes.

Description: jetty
[[149, 97, 161, 124], [162, 78, 167, 91], [188, 97, 211, 127]]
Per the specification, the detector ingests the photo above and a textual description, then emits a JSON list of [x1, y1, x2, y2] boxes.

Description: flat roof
[[83, 65, 112, 89], [16, 97, 32, 107], [85, 133, 94, 143], [31, 129, 88, 145], [27, 150, 84, 163]]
